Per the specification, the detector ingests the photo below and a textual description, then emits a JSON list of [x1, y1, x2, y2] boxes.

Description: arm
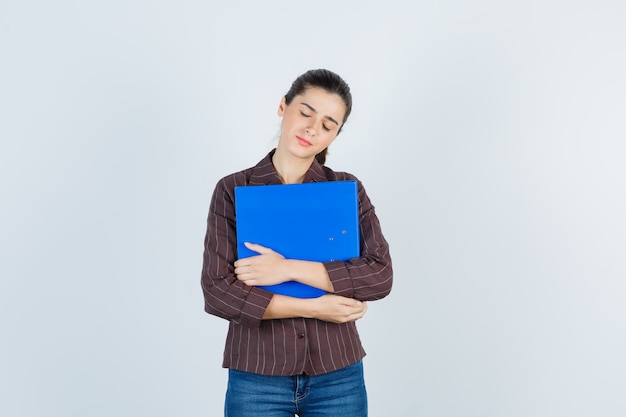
[[201, 177, 370, 327], [325, 179, 393, 301], [200, 177, 274, 328], [233, 179, 393, 302], [262, 293, 367, 324], [235, 242, 335, 292]]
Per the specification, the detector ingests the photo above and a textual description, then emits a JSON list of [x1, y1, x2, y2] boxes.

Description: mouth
[[296, 136, 312, 147]]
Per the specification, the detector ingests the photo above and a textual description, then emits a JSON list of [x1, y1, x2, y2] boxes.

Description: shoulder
[[213, 166, 254, 195], [215, 150, 274, 189], [320, 165, 360, 183], [322, 166, 375, 210], [207, 166, 255, 214], [321, 166, 368, 195]]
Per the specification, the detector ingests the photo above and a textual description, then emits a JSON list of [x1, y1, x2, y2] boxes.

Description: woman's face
[[277, 87, 346, 161]]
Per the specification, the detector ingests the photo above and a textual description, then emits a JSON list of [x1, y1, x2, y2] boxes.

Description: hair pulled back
[[284, 69, 352, 165]]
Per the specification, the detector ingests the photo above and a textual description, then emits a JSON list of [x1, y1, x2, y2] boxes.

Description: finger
[[235, 273, 253, 284], [349, 301, 367, 316], [244, 242, 273, 255], [234, 258, 252, 268], [347, 299, 363, 308], [352, 304, 368, 319], [239, 279, 255, 286]]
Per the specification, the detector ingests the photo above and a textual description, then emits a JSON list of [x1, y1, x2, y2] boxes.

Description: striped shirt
[[201, 150, 393, 376]]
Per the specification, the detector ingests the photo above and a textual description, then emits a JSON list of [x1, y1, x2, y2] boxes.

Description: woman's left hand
[[234, 242, 288, 286]]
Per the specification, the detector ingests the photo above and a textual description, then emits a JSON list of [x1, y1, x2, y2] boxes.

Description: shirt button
[[298, 333, 305, 339]]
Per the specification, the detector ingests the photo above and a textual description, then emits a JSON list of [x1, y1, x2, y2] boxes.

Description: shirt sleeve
[[325, 179, 393, 301], [200, 177, 273, 328]]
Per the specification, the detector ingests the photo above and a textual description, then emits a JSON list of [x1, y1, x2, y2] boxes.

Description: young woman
[[201, 69, 393, 417]]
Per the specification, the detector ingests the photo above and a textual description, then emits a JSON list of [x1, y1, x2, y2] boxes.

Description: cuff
[[325, 261, 354, 298], [238, 287, 274, 328]]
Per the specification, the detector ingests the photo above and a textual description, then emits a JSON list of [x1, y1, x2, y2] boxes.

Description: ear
[[277, 96, 287, 117]]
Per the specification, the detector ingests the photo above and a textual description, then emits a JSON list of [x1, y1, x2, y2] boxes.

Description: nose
[[305, 127, 315, 137]]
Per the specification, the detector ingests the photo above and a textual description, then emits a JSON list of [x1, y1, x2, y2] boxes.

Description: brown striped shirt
[[201, 150, 393, 376]]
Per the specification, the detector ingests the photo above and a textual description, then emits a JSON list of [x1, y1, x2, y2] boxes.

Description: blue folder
[[234, 180, 360, 298]]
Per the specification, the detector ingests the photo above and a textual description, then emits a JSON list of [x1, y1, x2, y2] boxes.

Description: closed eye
[[300, 111, 311, 118]]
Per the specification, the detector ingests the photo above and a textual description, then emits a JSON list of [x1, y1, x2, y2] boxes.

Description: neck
[[272, 148, 313, 184]]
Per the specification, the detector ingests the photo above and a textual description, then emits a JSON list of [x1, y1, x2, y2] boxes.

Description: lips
[[296, 136, 312, 147]]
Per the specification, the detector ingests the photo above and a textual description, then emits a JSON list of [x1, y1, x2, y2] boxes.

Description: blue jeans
[[225, 361, 367, 417]]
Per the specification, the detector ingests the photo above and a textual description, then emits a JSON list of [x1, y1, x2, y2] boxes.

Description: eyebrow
[[301, 102, 340, 126]]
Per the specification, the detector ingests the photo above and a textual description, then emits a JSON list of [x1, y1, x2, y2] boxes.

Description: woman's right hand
[[309, 294, 368, 324], [262, 293, 367, 322]]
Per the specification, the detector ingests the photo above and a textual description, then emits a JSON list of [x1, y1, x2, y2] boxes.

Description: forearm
[[262, 294, 314, 320], [285, 259, 335, 293], [262, 293, 367, 324]]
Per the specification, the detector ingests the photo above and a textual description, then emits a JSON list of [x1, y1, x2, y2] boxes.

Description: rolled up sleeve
[[325, 180, 393, 301], [200, 176, 273, 328]]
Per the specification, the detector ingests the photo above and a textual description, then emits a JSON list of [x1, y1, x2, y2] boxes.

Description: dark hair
[[284, 69, 352, 165]]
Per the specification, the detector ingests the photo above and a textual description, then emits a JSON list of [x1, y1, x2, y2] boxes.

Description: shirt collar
[[249, 149, 328, 185]]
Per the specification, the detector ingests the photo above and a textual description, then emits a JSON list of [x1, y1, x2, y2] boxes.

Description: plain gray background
[[1, 1, 625, 416]]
